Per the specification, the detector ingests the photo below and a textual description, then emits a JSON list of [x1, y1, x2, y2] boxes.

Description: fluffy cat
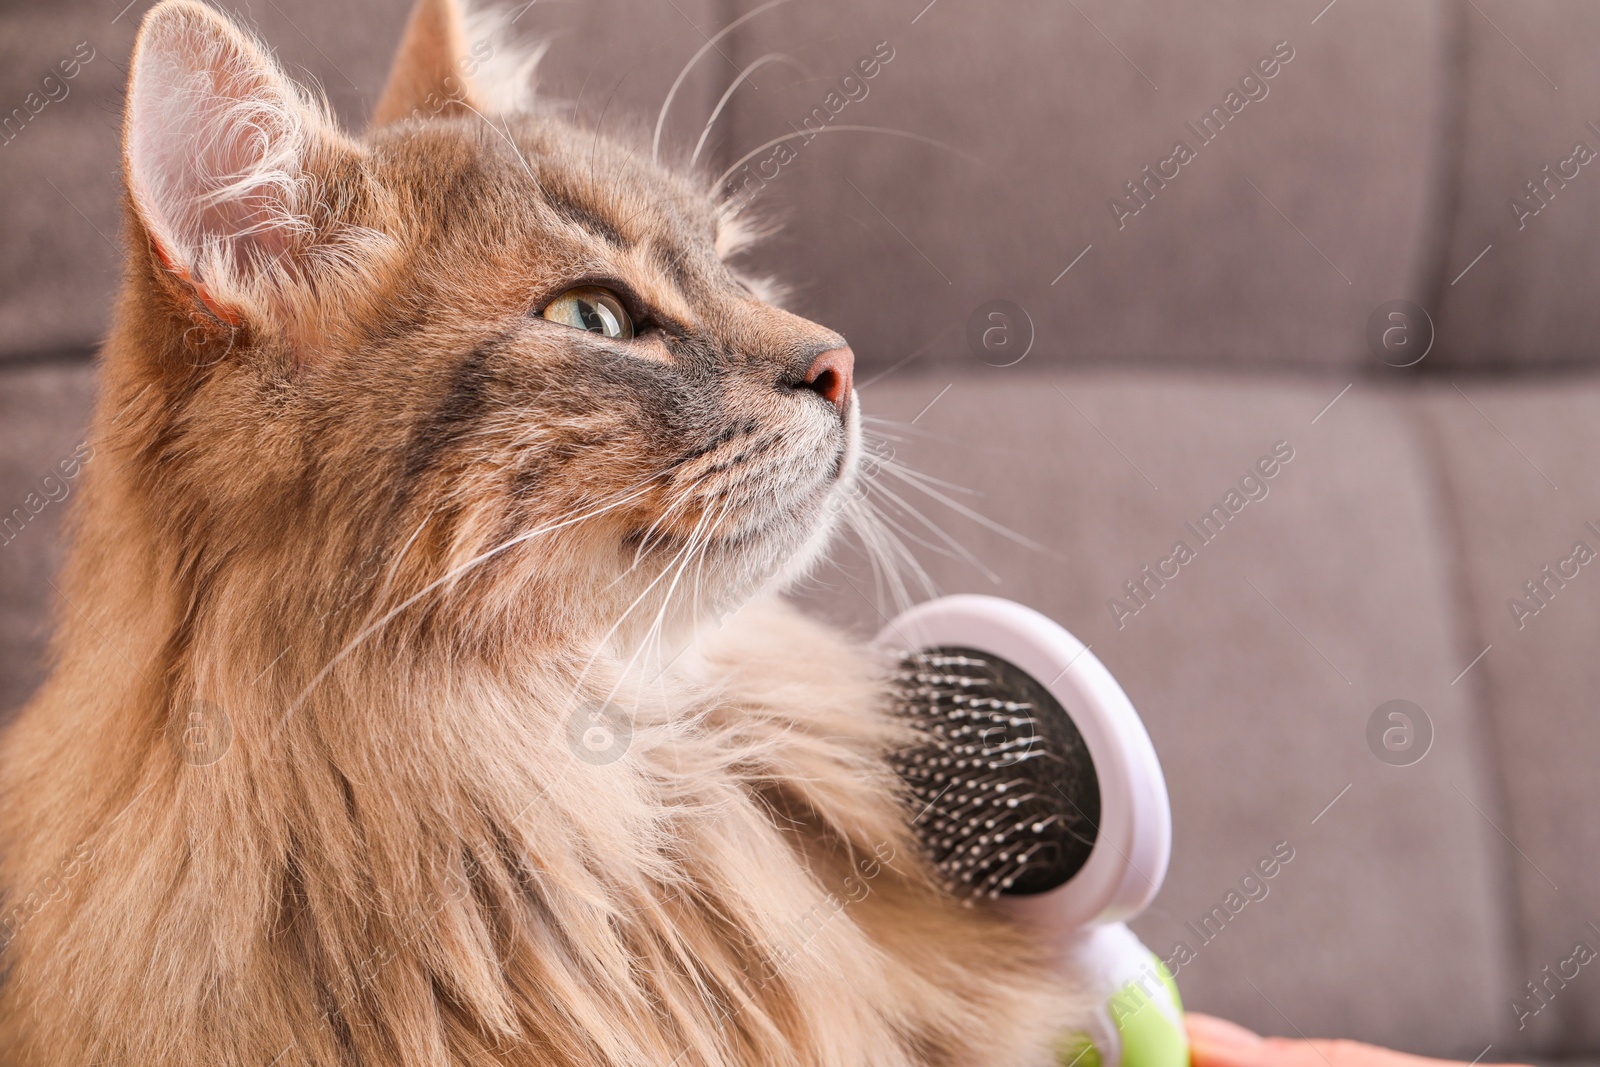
[[0, 1, 1083, 1062]]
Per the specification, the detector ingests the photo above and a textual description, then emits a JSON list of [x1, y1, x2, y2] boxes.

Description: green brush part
[[1055, 943, 1188, 1067], [1109, 954, 1186, 1067]]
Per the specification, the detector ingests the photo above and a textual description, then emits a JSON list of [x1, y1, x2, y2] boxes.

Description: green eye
[[541, 286, 634, 340]]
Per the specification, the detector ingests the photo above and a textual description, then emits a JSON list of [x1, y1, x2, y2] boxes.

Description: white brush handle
[[876, 596, 1186, 1067]]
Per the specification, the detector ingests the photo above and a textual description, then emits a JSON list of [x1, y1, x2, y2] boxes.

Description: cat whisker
[[573, 493, 725, 709], [629, 481, 705, 569], [676, 494, 731, 630], [856, 491, 971, 564], [369, 509, 436, 610], [656, 496, 731, 633], [835, 423, 1058, 610], [586, 66, 634, 188], [841, 492, 935, 617], [689, 53, 810, 168], [652, 0, 795, 166], [276, 473, 668, 738], [833, 436, 928, 615], [635, 497, 730, 678], [596, 479, 708, 600], [581, 496, 728, 720], [858, 477, 1001, 586], [875, 459, 1047, 554], [865, 449, 979, 496], [654, 497, 736, 678], [834, 501, 901, 616], [457, 100, 545, 195]]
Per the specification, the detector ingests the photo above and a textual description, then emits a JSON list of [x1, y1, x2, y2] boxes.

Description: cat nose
[[800, 346, 855, 417]]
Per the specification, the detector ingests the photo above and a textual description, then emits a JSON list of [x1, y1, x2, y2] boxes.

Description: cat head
[[113, 0, 861, 659]]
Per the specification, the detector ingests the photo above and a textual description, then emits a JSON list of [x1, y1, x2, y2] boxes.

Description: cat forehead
[[370, 114, 722, 252], [362, 112, 738, 321]]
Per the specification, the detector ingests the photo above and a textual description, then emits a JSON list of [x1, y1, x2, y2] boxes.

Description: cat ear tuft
[[461, 5, 545, 114], [373, 0, 543, 126], [125, 0, 347, 324]]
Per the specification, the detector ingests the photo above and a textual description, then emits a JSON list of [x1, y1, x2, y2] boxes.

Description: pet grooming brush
[[879, 595, 1185, 1067]]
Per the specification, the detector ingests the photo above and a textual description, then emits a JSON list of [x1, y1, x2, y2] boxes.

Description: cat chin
[[732, 430, 860, 583], [724, 480, 856, 607], [618, 476, 850, 637], [772, 487, 852, 587], [761, 408, 862, 587], [638, 404, 859, 564], [600, 404, 860, 647]]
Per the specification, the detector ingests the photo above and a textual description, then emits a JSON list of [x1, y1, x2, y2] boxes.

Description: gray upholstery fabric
[[1433, 3, 1600, 368], [0, 2, 138, 361], [718, 0, 1454, 374], [1423, 382, 1600, 1056]]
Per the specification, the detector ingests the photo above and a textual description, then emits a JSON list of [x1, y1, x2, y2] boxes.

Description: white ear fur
[[126, 0, 336, 318], [459, 4, 545, 115]]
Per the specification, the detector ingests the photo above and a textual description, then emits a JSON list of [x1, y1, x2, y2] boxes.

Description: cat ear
[[125, 0, 353, 327], [373, 0, 541, 126], [374, 0, 485, 125]]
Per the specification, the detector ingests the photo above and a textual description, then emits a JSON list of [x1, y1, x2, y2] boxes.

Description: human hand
[[1186, 1013, 1525, 1067]]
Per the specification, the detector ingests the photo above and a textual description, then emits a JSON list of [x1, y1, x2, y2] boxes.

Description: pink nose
[[801, 346, 855, 416]]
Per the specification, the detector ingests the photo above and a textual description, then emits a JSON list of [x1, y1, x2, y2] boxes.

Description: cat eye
[[541, 286, 634, 340]]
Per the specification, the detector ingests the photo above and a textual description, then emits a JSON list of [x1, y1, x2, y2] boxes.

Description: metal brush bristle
[[888, 647, 1100, 899]]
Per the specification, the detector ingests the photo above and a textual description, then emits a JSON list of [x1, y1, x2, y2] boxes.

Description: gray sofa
[[3, 0, 1598, 1059]]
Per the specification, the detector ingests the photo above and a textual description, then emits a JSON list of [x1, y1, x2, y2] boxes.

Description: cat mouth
[[622, 463, 854, 557], [620, 404, 860, 559]]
